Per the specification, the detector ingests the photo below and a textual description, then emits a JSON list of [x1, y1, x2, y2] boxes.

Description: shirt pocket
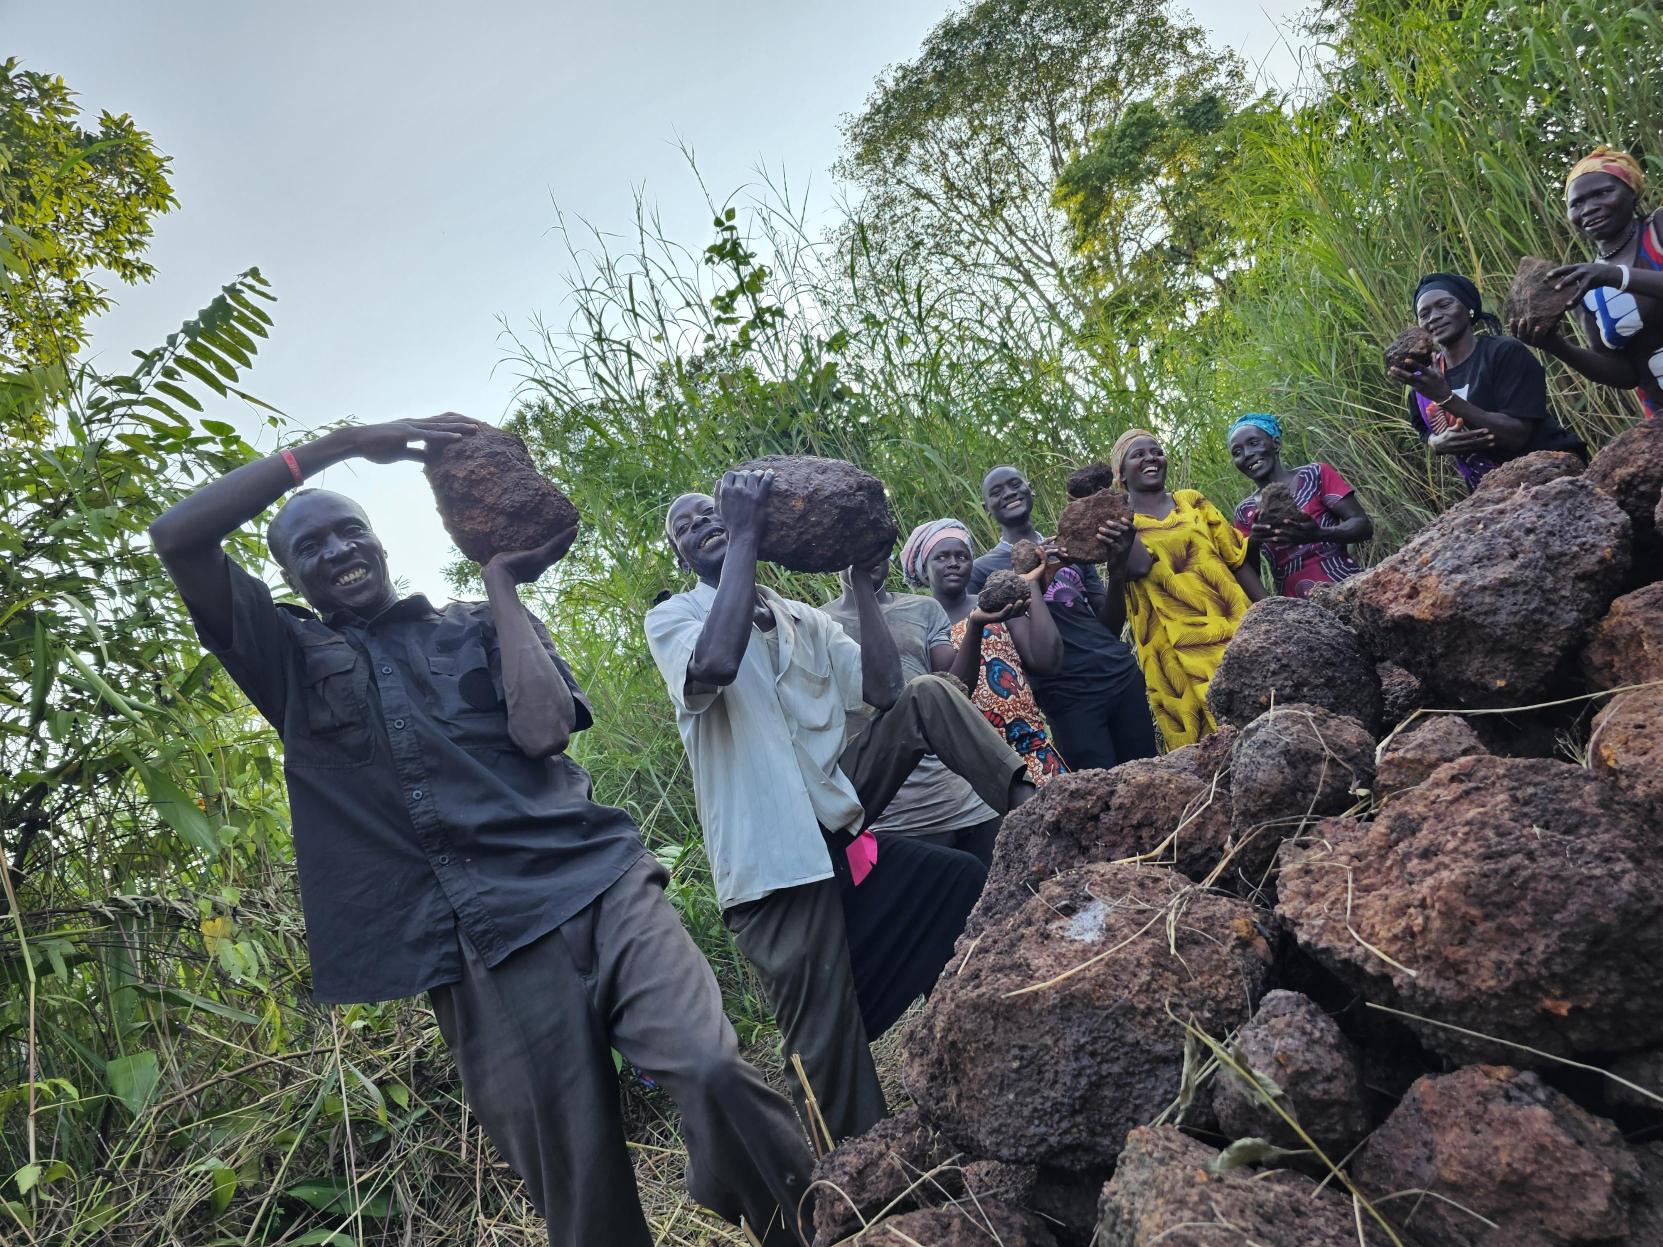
[[289, 640, 374, 770], [779, 650, 840, 733], [426, 639, 508, 749]]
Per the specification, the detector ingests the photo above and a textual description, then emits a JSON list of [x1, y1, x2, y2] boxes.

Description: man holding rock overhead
[[648, 466, 1032, 1144], [148, 416, 812, 1247]]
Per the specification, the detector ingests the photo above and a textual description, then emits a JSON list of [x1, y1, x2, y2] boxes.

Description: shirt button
[[437, 855, 450, 865], [410, 789, 424, 801], [381, 665, 393, 675], [393, 718, 406, 729]]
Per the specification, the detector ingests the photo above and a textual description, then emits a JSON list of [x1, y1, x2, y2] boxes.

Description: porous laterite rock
[[1501, 255, 1580, 334], [1355, 1065, 1641, 1247], [1055, 489, 1131, 565], [1065, 462, 1116, 499], [732, 454, 898, 573], [1010, 538, 1045, 574], [424, 422, 580, 565], [1383, 324, 1436, 374], [978, 569, 1030, 615], [1277, 755, 1663, 1064], [1208, 597, 1382, 731], [1253, 480, 1307, 531]]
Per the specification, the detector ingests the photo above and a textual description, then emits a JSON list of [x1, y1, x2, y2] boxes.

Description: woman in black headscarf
[[1389, 271, 1585, 493]]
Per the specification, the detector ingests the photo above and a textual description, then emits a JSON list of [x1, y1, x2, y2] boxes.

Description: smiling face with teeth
[[268, 489, 398, 618], [666, 492, 731, 586], [1228, 424, 1281, 487]]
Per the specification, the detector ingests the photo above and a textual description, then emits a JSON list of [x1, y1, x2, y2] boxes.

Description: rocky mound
[[970, 764, 1230, 935], [1347, 476, 1630, 707], [1229, 703, 1375, 887], [1584, 420, 1663, 572], [1098, 1126, 1391, 1247], [1375, 714, 1487, 794], [1277, 755, 1663, 1063], [1590, 686, 1663, 815], [903, 863, 1272, 1170], [1208, 596, 1382, 730], [1210, 990, 1370, 1158], [424, 421, 580, 564], [1580, 581, 1663, 688], [732, 454, 897, 573], [1355, 1065, 1642, 1247], [1463, 448, 1584, 507], [856, 1201, 1056, 1245]]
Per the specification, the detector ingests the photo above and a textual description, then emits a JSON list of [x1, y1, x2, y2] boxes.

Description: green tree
[[0, 57, 176, 376]]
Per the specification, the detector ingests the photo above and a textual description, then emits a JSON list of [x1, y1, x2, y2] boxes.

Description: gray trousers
[[725, 674, 1025, 1145], [430, 855, 812, 1247]]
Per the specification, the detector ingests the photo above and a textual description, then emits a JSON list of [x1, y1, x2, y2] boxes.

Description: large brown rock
[[733, 455, 897, 573], [1229, 704, 1374, 887], [903, 864, 1273, 1170], [856, 1200, 1057, 1246], [1055, 489, 1131, 564], [1065, 463, 1116, 500], [1375, 715, 1487, 794], [1254, 480, 1307, 530], [1347, 477, 1631, 707], [1580, 581, 1663, 689], [1277, 755, 1663, 1064], [1584, 420, 1663, 569], [1210, 990, 1369, 1158], [424, 422, 580, 564], [1153, 723, 1238, 795], [1590, 686, 1663, 814], [1501, 256, 1580, 335], [1384, 325, 1437, 374], [1461, 449, 1585, 510], [1098, 1125, 1388, 1247], [811, 1108, 958, 1247], [1354, 1065, 1640, 1247], [969, 764, 1231, 936], [1208, 597, 1382, 731], [978, 569, 1030, 614]]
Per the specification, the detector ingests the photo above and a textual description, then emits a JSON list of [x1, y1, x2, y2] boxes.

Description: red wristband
[[280, 449, 304, 487]]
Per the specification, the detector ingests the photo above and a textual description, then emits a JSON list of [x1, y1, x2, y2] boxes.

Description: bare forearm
[[853, 583, 903, 709], [1097, 570, 1128, 632], [1124, 536, 1154, 579], [485, 569, 575, 758], [1439, 394, 1531, 451], [150, 429, 356, 561], [947, 624, 985, 693], [1540, 334, 1639, 387], [1010, 585, 1063, 674], [687, 535, 760, 687], [1234, 563, 1269, 603]]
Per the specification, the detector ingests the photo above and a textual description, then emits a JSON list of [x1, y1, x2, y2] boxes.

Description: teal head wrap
[[1229, 413, 1283, 442]]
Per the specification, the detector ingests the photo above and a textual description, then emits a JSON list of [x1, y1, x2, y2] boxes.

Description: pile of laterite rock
[[807, 424, 1663, 1246]]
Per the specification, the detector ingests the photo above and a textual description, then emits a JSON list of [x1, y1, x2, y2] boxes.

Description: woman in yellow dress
[[1111, 428, 1267, 749]]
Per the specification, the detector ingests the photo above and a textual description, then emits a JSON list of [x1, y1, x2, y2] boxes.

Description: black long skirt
[[828, 831, 987, 1040]]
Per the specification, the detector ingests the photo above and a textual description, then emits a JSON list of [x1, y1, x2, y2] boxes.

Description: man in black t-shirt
[[147, 416, 811, 1247], [970, 465, 1157, 770]]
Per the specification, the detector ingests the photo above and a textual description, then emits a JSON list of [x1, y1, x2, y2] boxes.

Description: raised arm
[[1007, 565, 1063, 675], [849, 558, 904, 710], [1516, 323, 1642, 388], [483, 529, 580, 758], [148, 416, 477, 643], [684, 470, 771, 690]]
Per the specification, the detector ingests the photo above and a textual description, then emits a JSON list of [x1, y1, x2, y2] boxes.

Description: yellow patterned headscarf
[[1111, 428, 1161, 488], [1566, 146, 1646, 201]]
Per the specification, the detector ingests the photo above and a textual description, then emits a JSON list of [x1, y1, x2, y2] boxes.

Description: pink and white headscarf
[[900, 518, 974, 587]]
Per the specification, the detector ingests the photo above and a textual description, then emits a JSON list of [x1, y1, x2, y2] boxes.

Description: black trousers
[[1043, 679, 1159, 770], [431, 856, 812, 1247]]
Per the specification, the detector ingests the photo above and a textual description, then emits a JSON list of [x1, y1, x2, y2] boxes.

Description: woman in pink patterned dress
[[899, 518, 1069, 783]]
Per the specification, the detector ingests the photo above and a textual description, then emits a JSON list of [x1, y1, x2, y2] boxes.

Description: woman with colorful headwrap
[[1096, 429, 1266, 750], [1227, 413, 1374, 598], [1512, 145, 1663, 421], [900, 518, 1068, 785], [1392, 270, 1585, 493]]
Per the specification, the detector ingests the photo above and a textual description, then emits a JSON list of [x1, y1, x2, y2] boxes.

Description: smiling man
[[148, 417, 811, 1247], [646, 469, 1017, 1145]]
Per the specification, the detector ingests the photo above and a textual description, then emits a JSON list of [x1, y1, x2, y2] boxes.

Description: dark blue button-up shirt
[[192, 559, 644, 1003]]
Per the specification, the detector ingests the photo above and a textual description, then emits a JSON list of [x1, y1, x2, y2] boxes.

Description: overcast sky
[[8, 0, 1306, 597]]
